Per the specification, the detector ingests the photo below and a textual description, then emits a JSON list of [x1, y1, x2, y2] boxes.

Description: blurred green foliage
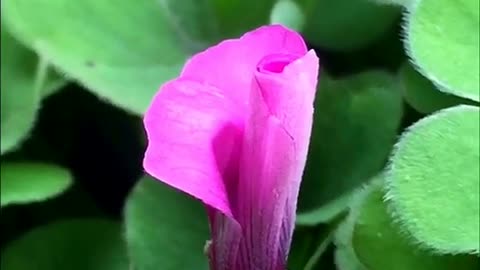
[[1, 0, 478, 269]]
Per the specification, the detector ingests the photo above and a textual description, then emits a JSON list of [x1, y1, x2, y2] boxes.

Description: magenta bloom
[[143, 25, 319, 270]]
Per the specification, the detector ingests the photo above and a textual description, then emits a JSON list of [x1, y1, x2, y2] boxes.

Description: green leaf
[[1, 27, 38, 154], [296, 71, 403, 225], [303, 0, 400, 51], [270, 0, 306, 32], [124, 175, 210, 270], [210, 0, 276, 37], [352, 177, 479, 270], [2, 0, 189, 115], [1, 219, 129, 270], [0, 162, 73, 207], [0, 25, 64, 154], [163, 0, 276, 42], [386, 105, 480, 254], [406, 0, 480, 101], [158, 0, 220, 52], [399, 63, 478, 114]]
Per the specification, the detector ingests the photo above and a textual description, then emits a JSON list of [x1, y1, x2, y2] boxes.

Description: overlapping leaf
[[1, 162, 72, 207], [385, 105, 480, 254], [303, 0, 400, 51], [1, 219, 129, 270], [406, 0, 480, 101], [297, 71, 403, 225], [353, 178, 478, 270], [124, 175, 210, 270], [1, 25, 64, 154], [399, 63, 477, 114]]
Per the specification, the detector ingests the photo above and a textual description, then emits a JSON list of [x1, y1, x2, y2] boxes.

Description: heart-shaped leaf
[[1, 162, 73, 207], [303, 0, 400, 51], [297, 71, 403, 225], [1, 219, 129, 270], [2, 0, 189, 115], [353, 177, 478, 270], [124, 175, 210, 270], [399, 63, 477, 114], [405, 0, 480, 101], [386, 105, 480, 254]]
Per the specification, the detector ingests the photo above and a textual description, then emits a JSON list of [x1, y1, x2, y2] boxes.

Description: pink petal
[[143, 78, 243, 217], [231, 50, 319, 269], [207, 209, 241, 270], [255, 49, 319, 141], [180, 25, 308, 107], [236, 108, 296, 270], [257, 50, 319, 262]]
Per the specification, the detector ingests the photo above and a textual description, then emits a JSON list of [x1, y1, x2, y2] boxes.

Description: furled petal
[[255, 50, 319, 140], [207, 210, 241, 270], [143, 78, 243, 217], [232, 50, 319, 269], [180, 25, 308, 107], [236, 96, 296, 270], [256, 50, 319, 261]]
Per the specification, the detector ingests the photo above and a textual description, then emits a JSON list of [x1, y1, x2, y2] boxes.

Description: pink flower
[[143, 25, 319, 270]]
